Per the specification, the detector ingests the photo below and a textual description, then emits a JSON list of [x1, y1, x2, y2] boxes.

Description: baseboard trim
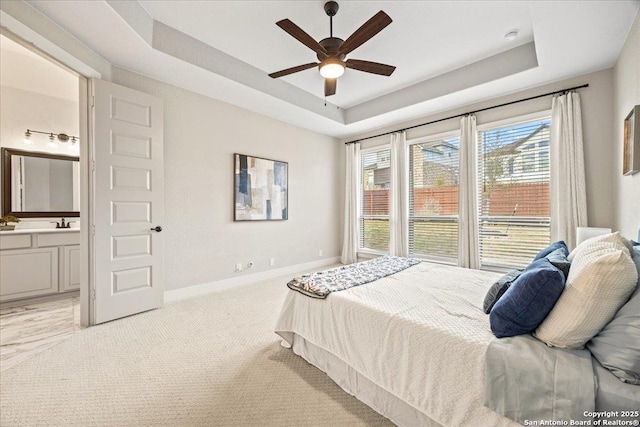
[[164, 257, 341, 304]]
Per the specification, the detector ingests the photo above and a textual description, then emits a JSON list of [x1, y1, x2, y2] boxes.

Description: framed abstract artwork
[[623, 105, 640, 175], [234, 153, 288, 221]]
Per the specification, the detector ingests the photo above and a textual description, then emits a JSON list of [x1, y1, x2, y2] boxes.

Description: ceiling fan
[[268, 1, 396, 97]]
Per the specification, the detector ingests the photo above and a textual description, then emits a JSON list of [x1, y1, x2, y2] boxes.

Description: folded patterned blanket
[[287, 256, 421, 299]]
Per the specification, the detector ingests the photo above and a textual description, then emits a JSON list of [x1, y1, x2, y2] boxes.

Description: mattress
[[275, 261, 518, 427]]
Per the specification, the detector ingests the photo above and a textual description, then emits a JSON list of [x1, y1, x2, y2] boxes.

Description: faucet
[[51, 218, 71, 229]]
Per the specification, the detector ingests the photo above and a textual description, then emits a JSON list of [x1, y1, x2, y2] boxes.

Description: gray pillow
[[587, 246, 640, 384], [483, 269, 522, 314], [545, 248, 571, 278]]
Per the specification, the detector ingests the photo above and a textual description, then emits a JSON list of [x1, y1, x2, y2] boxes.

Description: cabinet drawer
[[0, 234, 32, 250], [0, 247, 58, 301], [36, 232, 80, 247]]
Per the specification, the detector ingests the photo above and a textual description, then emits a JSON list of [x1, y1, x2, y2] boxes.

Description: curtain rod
[[344, 83, 589, 145]]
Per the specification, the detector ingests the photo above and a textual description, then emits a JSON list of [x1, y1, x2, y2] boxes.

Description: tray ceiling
[[17, 0, 640, 137]]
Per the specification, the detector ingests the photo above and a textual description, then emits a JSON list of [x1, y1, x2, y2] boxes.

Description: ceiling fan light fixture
[[319, 58, 345, 78]]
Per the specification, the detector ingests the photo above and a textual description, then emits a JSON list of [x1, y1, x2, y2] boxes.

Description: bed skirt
[[288, 333, 443, 427]]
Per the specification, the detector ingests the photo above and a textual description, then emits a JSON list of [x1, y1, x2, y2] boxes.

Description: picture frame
[[234, 153, 288, 221], [623, 105, 640, 175]]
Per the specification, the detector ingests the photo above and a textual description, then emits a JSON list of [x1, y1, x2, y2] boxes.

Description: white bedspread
[[275, 261, 520, 427]]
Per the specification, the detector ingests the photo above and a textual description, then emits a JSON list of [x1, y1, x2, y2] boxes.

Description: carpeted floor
[[0, 267, 392, 426]]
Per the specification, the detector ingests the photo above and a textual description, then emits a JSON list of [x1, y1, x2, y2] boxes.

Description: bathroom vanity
[[0, 228, 80, 302], [0, 147, 82, 303]]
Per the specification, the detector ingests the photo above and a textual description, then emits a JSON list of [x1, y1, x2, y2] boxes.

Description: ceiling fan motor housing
[[324, 1, 339, 17], [318, 37, 345, 61]]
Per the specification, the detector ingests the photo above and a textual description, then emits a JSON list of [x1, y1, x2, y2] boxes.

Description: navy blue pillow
[[490, 258, 566, 338], [533, 241, 568, 261]]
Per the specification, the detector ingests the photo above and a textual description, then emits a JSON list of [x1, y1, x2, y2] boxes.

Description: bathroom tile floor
[[0, 295, 80, 372]]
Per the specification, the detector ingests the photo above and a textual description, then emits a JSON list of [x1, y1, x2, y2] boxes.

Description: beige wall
[[0, 86, 79, 155], [342, 68, 616, 233], [613, 9, 640, 240], [112, 67, 341, 291]]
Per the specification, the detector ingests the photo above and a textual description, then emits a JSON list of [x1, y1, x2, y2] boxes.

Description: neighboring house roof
[[420, 140, 459, 154], [486, 124, 549, 156]]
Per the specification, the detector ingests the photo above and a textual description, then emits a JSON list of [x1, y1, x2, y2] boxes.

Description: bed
[[275, 253, 640, 426]]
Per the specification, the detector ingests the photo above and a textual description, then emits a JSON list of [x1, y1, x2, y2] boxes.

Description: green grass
[[362, 218, 550, 269]]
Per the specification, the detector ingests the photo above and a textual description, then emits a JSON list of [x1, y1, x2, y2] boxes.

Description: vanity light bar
[[24, 129, 79, 144]]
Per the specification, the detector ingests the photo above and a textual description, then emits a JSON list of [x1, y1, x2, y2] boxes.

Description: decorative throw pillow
[[533, 241, 568, 261], [587, 279, 640, 384], [544, 248, 571, 278], [489, 259, 566, 338], [483, 269, 523, 314], [535, 232, 638, 349]]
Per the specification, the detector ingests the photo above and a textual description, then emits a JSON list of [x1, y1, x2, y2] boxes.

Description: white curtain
[[458, 115, 480, 269], [389, 132, 409, 256], [550, 92, 587, 249], [341, 142, 360, 264]]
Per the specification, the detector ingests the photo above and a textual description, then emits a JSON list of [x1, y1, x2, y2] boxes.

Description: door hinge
[[90, 288, 96, 301], [91, 225, 96, 235], [91, 95, 95, 108], [91, 160, 96, 172]]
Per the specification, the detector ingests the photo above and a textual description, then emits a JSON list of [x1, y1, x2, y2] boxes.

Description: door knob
[[150, 226, 162, 232]]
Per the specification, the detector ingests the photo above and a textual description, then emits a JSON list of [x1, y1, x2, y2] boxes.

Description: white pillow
[[535, 232, 638, 349]]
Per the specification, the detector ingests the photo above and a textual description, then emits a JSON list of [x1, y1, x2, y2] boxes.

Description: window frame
[[407, 130, 461, 265], [358, 144, 391, 256]]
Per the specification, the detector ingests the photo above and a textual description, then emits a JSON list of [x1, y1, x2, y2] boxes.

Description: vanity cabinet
[[61, 245, 81, 292], [0, 230, 80, 302], [0, 247, 59, 300]]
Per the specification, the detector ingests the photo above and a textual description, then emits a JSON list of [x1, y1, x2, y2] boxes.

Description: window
[[408, 136, 460, 262], [539, 151, 549, 171], [521, 153, 536, 173], [477, 117, 551, 269], [359, 148, 390, 252]]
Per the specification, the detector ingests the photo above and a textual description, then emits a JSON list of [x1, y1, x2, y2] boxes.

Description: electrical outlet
[[247, 261, 254, 269], [269, 258, 275, 266], [319, 249, 323, 257], [235, 263, 242, 272]]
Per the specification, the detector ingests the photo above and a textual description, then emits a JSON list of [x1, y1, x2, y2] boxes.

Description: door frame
[[79, 74, 92, 326]]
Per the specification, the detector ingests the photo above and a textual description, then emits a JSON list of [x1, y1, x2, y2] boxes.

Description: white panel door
[[93, 79, 164, 324]]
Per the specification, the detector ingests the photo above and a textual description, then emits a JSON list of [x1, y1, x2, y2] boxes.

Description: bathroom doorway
[[0, 30, 88, 371]]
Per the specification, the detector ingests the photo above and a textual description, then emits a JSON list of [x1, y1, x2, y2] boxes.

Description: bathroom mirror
[[2, 148, 80, 218]]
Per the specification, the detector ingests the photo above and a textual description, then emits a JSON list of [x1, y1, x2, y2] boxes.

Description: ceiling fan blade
[[276, 19, 328, 57], [338, 11, 392, 57], [346, 59, 396, 76], [269, 62, 319, 78], [325, 78, 337, 96]]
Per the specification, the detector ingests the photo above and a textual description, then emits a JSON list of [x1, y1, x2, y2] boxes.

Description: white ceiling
[[20, 0, 640, 138], [0, 34, 79, 102]]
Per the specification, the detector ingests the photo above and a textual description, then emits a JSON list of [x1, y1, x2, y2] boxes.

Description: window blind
[[477, 118, 551, 269], [360, 148, 390, 252], [408, 137, 460, 262]]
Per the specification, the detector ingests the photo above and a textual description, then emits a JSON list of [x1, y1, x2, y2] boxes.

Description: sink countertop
[[0, 228, 80, 235]]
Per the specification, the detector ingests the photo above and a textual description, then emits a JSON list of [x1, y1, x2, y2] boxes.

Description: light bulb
[[319, 59, 345, 78], [23, 130, 33, 145], [47, 133, 57, 148]]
